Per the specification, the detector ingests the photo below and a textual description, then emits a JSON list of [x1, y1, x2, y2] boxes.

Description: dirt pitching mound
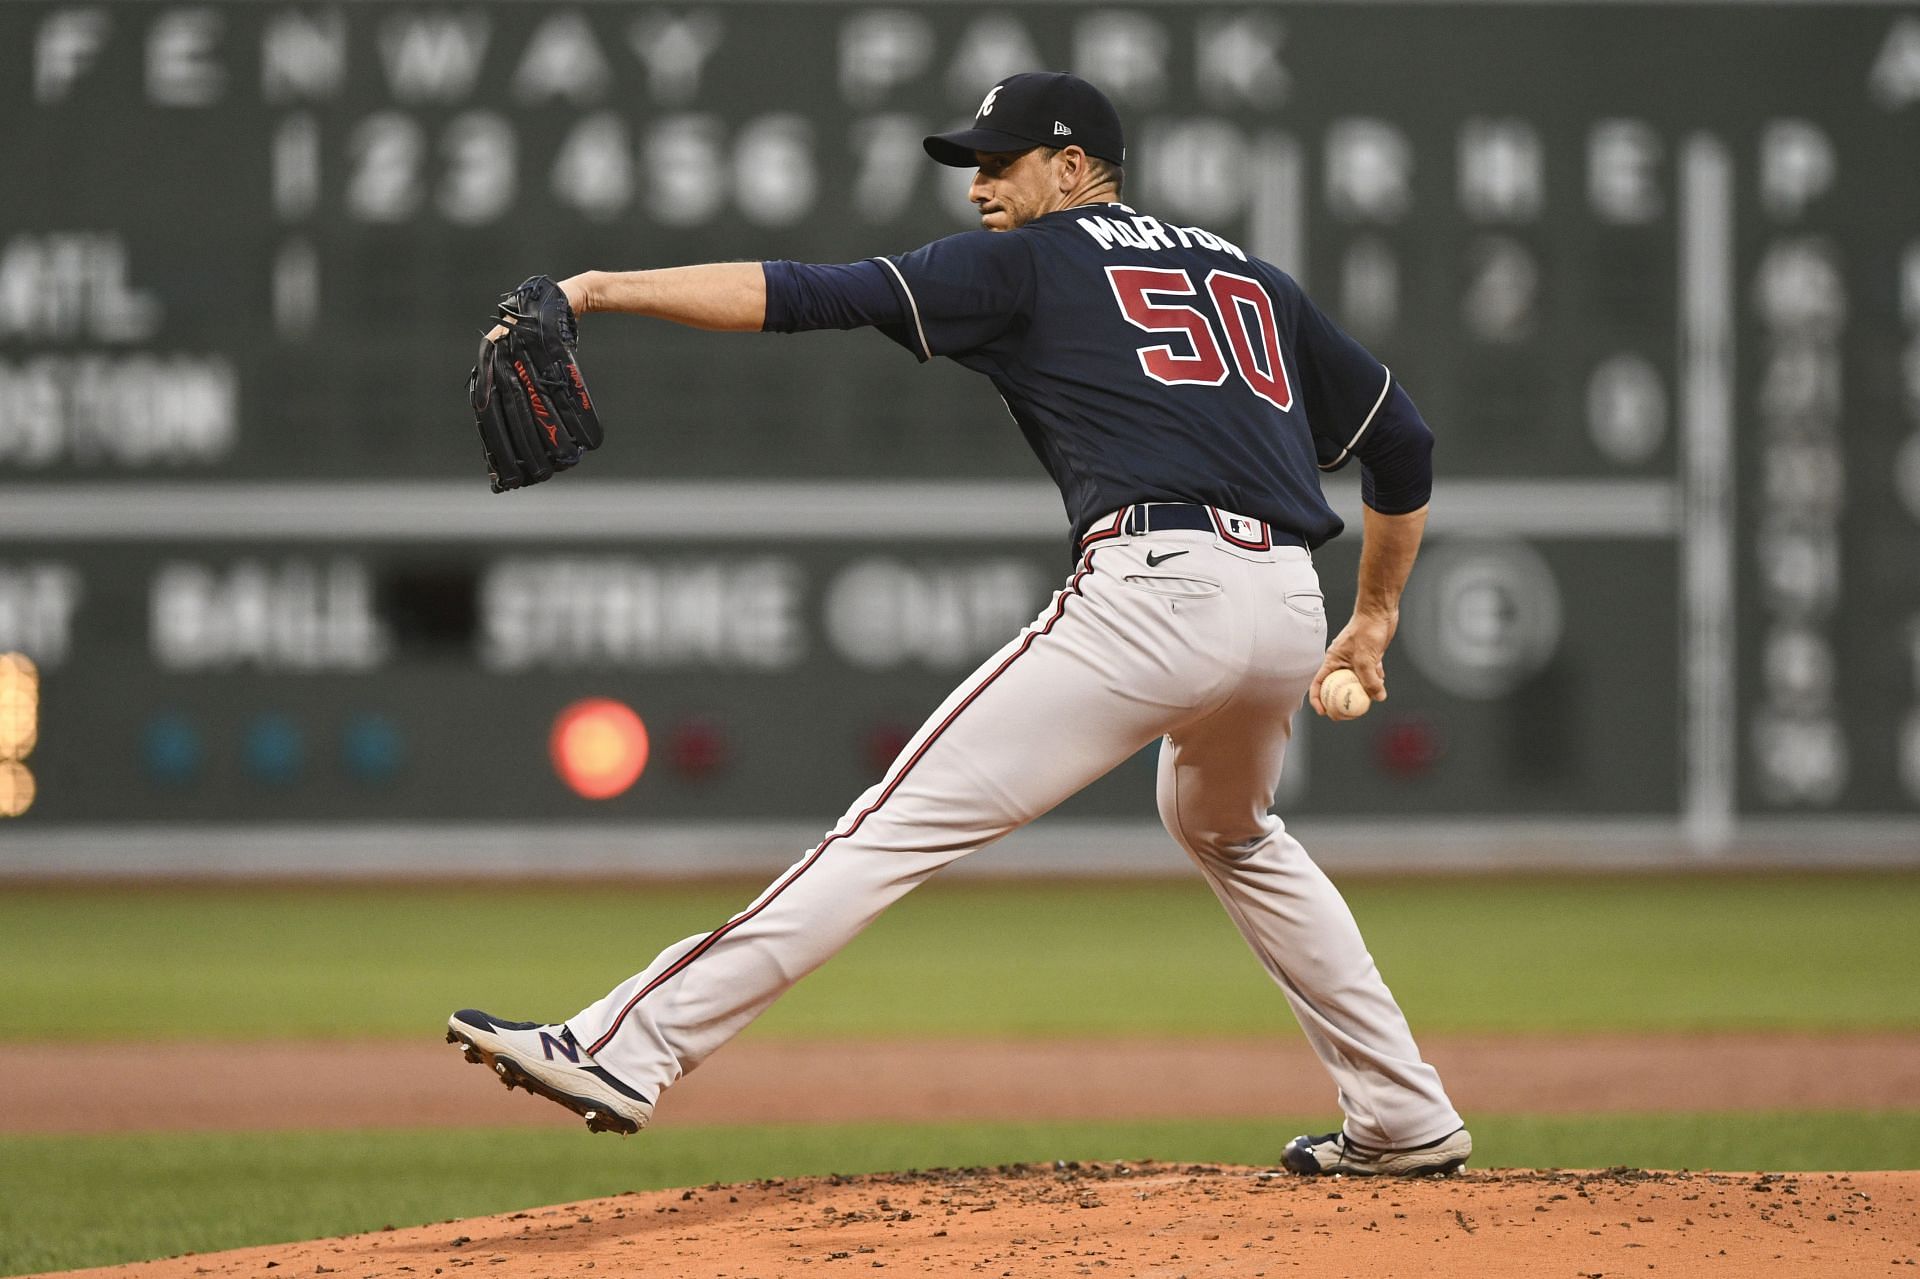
[[42, 1163, 1919, 1279]]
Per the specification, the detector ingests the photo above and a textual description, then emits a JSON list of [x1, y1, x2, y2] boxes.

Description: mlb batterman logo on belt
[[452, 70, 1464, 1178]]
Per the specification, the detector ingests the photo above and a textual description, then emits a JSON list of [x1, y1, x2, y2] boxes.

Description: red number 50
[[1105, 266, 1295, 413]]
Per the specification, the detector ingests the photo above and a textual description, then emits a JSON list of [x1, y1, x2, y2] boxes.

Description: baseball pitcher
[[452, 72, 1469, 1178]]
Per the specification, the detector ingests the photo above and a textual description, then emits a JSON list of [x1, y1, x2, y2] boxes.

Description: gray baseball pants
[[568, 517, 1463, 1149]]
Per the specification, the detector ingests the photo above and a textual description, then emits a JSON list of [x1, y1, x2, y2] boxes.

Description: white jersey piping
[[1318, 367, 1393, 472], [873, 257, 931, 361]]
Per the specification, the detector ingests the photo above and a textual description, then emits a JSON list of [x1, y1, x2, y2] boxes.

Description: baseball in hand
[[1321, 669, 1372, 721]]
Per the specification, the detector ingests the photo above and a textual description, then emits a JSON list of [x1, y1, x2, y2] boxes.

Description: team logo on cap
[[978, 85, 1002, 117]]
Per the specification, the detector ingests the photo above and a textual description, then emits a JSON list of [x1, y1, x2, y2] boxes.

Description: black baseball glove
[[468, 275, 604, 493]]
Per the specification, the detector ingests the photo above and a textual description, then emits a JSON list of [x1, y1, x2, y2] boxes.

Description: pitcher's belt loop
[[1081, 503, 1303, 552]]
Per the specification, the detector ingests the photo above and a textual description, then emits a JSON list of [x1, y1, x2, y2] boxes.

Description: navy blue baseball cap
[[924, 72, 1126, 167]]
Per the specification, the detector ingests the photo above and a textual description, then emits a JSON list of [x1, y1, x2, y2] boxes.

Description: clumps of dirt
[[37, 1164, 1920, 1279]]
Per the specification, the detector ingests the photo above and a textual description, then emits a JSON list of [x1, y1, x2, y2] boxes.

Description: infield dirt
[[36, 1163, 1920, 1279], [8, 1032, 1920, 1133]]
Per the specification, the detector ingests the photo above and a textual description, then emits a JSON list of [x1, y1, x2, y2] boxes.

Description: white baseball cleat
[[446, 1008, 654, 1135], [1280, 1126, 1472, 1177]]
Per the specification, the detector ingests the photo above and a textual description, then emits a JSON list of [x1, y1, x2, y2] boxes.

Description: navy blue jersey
[[871, 204, 1395, 548], [762, 202, 1424, 549]]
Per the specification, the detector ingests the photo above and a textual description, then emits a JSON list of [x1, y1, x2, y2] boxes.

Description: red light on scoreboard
[[863, 721, 915, 778], [667, 717, 730, 782], [550, 698, 650, 800], [1374, 716, 1442, 780]]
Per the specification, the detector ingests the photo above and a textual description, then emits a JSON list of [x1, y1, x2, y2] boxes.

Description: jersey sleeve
[[1286, 284, 1396, 473], [1356, 382, 1436, 514], [761, 260, 907, 333], [872, 231, 1038, 362]]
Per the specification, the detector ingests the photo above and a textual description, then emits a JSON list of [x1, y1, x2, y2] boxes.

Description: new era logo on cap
[[923, 72, 1126, 167]]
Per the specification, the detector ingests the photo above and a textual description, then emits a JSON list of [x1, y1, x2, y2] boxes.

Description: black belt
[[1087, 503, 1306, 551]]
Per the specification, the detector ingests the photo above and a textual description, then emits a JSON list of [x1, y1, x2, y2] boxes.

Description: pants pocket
[[1123, 574, 1223, 599], [1282, 590, 1325, 618]]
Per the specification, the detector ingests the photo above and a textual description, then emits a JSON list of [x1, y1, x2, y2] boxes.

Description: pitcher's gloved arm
[[558, 264, 769, 332], [1310, 503, 1429, 715], [760, 260, 906, 331], [558, 260, 911, 335]]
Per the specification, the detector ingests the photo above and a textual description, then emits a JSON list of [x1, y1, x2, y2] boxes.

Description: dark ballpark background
[[2, 0, 1917, 865]]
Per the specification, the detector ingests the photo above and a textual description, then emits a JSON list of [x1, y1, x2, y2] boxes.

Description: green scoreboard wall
[[2, 0, 1918, 850]]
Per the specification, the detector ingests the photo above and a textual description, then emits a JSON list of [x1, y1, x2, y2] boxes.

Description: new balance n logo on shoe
[[540, 1030, 580, 1062]]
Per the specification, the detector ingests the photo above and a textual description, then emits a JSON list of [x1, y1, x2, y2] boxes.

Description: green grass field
[[4, 873, 1918, 1274], [6, 872, 1920, 1040]]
